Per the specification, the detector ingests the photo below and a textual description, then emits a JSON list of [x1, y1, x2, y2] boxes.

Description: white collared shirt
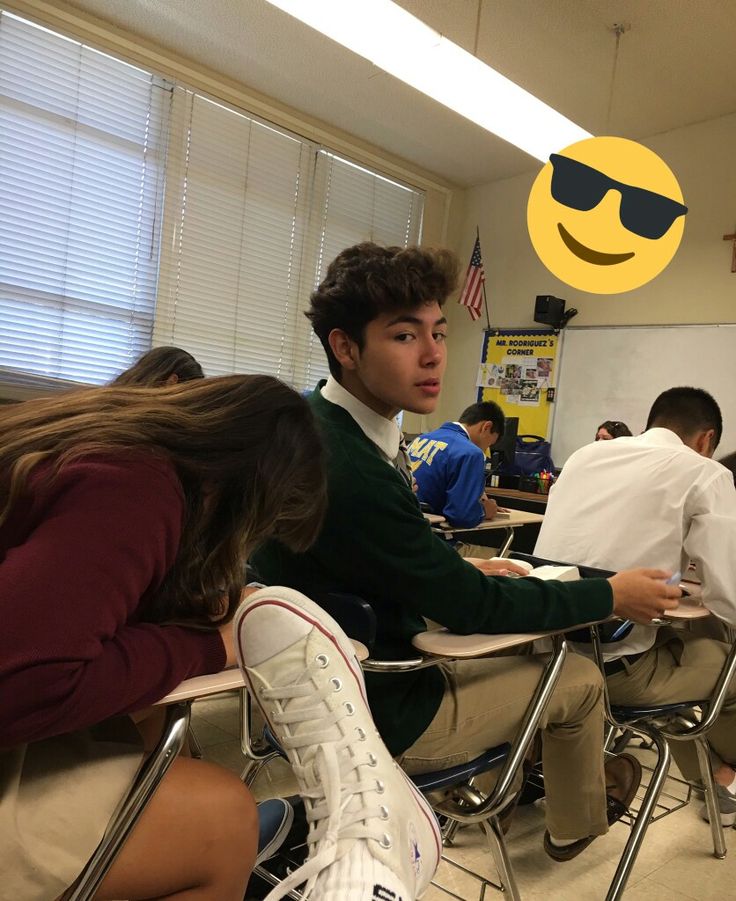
[[535, 428, 736, 659], [321, 376, 401, 462]]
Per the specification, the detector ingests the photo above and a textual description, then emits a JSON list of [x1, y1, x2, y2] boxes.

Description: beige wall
[[436, 111, 736, 430]]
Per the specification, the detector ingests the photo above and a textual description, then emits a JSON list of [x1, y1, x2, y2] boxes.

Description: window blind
[[1, 12, 425, 394], [155, 94, 425, 390], [298, 150, 425, 387], [0, 11, 168, 387], [154, 89, 313, 385]]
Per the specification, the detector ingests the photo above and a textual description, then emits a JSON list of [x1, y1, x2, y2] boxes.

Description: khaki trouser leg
[[397, 653, 607, 839], [606, 631, 736, 782], [455, 542, 499, 559]]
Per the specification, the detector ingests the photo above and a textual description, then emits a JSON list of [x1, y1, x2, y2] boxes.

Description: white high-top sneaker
[[234, 586, 441, 901]]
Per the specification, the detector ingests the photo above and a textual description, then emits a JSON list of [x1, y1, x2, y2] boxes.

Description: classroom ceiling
[[64, 0, 736, 188]]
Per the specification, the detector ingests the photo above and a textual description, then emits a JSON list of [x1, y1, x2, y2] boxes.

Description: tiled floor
[[193, 692, 736, 900]]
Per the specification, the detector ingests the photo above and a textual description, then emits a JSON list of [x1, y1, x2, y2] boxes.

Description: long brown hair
[[0, 375, 326, 623], [111, 346, 205, 386]]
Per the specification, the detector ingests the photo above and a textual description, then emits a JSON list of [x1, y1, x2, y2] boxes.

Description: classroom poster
[[476, 329, 558, 437]]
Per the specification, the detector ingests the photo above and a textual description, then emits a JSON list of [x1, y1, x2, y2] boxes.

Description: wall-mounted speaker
[[534, 295, 565, 326]]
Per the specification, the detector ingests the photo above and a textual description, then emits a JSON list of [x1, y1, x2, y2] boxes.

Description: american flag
[[458, 236, 485, 321]]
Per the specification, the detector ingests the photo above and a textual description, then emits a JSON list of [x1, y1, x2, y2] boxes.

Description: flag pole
[[477, 226, 492, 332]]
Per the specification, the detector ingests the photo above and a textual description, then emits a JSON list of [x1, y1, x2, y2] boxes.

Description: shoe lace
[[260, 657, 390, 900]]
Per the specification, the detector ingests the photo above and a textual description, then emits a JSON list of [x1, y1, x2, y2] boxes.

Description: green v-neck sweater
[[252, 385, 613, 756]]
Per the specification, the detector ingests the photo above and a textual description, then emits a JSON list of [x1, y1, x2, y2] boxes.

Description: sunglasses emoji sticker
[[527, 136, 687, 294]]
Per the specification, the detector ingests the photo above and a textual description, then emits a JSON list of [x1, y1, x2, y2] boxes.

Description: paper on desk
[[526, 565, 580, 582]]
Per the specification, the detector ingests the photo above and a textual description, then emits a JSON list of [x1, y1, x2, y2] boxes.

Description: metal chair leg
[[441, 815, 462, 846], [498, 527, 514, 558], [187, 724, 203, 759], [241, 755, 269, 787], [605, 724, 671, 901], [694, 735, 727, 859], [481, 815, 521, 901], [604, 723, 620, 752], [67, 702, 190, 901]]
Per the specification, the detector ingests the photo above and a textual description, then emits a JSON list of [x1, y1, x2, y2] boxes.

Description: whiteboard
[[550, 324, 736, 465]]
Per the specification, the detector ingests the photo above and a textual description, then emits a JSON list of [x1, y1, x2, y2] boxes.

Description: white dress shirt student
[[536, 387, 736, 824]]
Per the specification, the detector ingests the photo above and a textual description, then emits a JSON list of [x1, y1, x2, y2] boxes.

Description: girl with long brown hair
[[111, 345, 205, 387], [0, 374, 326, 900]]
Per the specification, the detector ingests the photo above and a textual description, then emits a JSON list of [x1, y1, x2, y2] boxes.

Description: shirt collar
[[452, 421, 470, 438], [321, 376, 401, 460], [639, 427, 686, 448]]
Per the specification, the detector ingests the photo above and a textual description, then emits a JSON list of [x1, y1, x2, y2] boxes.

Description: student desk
[[668, 581, 708, 620], [486, 488, 547, 554], [426, 509, 545, 557], [487, 487, 548, 508]]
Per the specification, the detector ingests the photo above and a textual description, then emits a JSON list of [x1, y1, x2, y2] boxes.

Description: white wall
[[438, 112, 736, 430]]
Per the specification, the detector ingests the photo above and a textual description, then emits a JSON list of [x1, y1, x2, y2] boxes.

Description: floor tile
[[189, 715, 238, 749], [197, 713, 735, 900], [200, 739, 245, 774], [644, 836, 736, 900], [191, 691, 242, 736]]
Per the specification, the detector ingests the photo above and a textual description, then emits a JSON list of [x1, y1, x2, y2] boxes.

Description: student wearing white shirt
[[536, 386, 736, 824]]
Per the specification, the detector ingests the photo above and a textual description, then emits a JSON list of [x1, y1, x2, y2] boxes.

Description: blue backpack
[[506, 434, 555, 476]]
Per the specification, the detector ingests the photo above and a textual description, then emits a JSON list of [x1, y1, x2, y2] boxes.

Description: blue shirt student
[[408, 401, 504, 528]]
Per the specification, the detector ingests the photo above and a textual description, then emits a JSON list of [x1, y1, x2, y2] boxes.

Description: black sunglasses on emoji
[[549, 154, 688, 240]]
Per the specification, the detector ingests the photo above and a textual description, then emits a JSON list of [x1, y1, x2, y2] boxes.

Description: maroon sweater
[[0, 454, 226, 748]]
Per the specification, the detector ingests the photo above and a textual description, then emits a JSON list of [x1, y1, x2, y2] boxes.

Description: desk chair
[[590, 617, 736, 901], [511, 552, 736, 901], [67, 670, 288, 901], [243, 590, 570, 901]]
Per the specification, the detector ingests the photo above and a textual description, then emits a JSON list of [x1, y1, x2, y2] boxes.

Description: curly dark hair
[[306, 242, 459, 379]]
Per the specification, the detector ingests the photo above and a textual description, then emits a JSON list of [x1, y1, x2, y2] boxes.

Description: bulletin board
[[476, 329, 558, 437]]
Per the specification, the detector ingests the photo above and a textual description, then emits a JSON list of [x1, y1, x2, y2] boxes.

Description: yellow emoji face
[[527, 136, 687, 294]]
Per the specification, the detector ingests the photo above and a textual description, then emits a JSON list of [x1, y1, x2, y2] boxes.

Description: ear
[[165, 373, 179, 385], [694, 428, 716, 458], [327, 328, 358, 371]]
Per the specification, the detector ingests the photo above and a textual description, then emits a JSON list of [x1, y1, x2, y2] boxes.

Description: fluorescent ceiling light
[[266, 0, 591, 161]]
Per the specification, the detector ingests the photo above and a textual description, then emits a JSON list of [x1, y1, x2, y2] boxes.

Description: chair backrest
[[319, 592, 378, 651]]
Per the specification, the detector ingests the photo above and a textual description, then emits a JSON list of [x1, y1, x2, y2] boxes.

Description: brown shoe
[[543, 830, 597, 861], [604, 752, 642, 823], [544, 753, 642, 862]]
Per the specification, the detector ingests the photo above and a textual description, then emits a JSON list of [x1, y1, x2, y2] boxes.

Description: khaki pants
[[397, 653, 608, 839], [607, 629, 736, 781], [0, 718, 143, 898], [455, 541, 499, 559]]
